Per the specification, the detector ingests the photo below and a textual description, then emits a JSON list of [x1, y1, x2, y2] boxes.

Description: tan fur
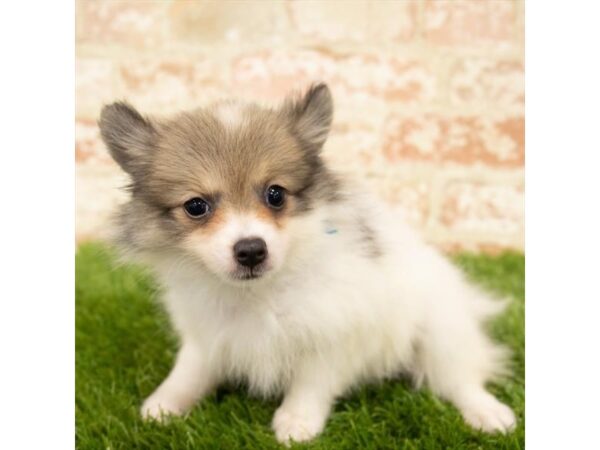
[[255, 205, 288, 230], [172, 204, 229, 237], [143, 108, 315, 215]]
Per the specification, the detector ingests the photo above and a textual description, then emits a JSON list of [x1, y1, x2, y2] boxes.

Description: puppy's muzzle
[[233, 238, 268, 268]]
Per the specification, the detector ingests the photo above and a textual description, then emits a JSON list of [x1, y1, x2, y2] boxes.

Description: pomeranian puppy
[[99, 83, 515, 443]]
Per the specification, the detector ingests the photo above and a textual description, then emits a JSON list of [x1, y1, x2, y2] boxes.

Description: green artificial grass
[[76, 242, 524, 449]]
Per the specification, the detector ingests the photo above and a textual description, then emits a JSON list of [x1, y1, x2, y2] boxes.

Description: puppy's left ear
[[282, 83, 333, 153], [99, 101, 156, 178]]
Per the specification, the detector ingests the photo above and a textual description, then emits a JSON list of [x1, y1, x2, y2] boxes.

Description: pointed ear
[[99, 102, 156, 177], [282, 83, 333, 152]]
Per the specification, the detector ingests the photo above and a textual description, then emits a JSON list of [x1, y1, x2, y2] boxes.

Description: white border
[[0, 2, 74, 449], [527, 1, 600, 448]]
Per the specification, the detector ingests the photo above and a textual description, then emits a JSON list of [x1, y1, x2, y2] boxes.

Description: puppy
[[99, 83, 516, 443]]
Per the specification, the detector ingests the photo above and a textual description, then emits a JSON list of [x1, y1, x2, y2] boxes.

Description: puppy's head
[[100, 84, 337, 283]]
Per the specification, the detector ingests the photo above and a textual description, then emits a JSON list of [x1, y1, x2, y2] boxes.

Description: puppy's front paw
[[272, 406, 325, 445], [460, 392, 516, 433], [140, 393, 187, 422]]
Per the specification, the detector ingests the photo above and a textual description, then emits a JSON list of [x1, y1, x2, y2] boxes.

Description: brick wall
[[76, 0, 524, 252]]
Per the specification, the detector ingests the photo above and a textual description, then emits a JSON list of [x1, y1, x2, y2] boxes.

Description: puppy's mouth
[[231, 265, 268, 281]]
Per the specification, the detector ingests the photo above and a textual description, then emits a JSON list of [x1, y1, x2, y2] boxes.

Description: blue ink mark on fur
[[324, 220, 338, 235]]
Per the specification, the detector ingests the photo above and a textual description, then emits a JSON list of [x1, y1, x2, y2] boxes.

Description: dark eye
[[265, 185, 286, 209], [183, 197, 210, 218]]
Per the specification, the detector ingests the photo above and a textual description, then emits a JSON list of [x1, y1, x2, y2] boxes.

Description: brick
[[376, 179, 431, 228], [436, 241, 519, 254], [332, 55, 437, 104], [118, 58, 222, 115], [76, 163, 129, 242], [168, 0, 290, 45], [75, 119, 111, 165], [382, 114, 524, 168], [76, 58, 119, 118], [74, 0, 525, 251], [231, 51, 436, 105], [449, 57, 524, 110], [423, 0, 517, 46], [324, 124, 382, 170], [76, 0, 168, 49], [289, 0, 369, 42], [439, 181, 524, 236], [367, 0, 417, 42], [230, 50, 338, 101]]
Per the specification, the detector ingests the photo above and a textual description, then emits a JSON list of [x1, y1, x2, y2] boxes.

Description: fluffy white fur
[[137, 186, 516, 443], [183, 212, 288, 280], [210, 100, 247, 130]]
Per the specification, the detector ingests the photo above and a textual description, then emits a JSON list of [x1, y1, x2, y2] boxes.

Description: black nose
[[233, 238, 268, 268]]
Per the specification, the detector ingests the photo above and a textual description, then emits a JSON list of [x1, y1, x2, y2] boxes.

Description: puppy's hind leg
[[141, 342, 215, 422], [418, 318, 516, 433]]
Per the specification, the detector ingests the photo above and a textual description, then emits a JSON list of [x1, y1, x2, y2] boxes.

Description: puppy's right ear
[[99, 102, 156, 177]]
